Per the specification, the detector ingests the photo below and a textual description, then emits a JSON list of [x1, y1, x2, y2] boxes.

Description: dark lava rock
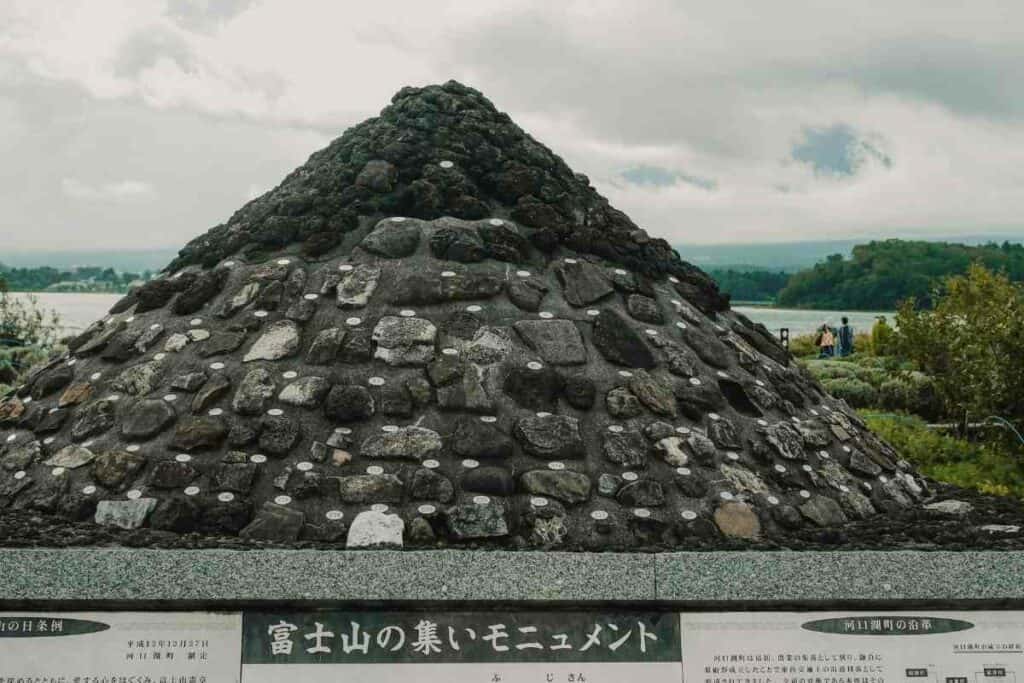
[[461, 467, 515, 496], [258, 415, 300, 455], [452, 418, 513, 459], [617, 479, 665, 507], [506, 278, 548, 312], [149, 460, 199, 489], [626, 294, 664, 324], [360, 220, 421, 258], [520, 470, 591, 504], [446, 503, 508, 539], [562, 375, 596, 410], [324, 385, 375, 422], [592, 310, 657, 368], [70, 399, 117, 441], [408, 467, 455, 502], [240, 503, 305, 542], [603, 429, 647, 468], [170, 416, 227, 451], [556, 260, 613, 306], [121, 399, 177, 440], [513, 415, 584, 459]]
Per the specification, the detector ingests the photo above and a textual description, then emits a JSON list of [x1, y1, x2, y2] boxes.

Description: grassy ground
[[790, 330, 1024, 499], [864, 411, 1024, 498]]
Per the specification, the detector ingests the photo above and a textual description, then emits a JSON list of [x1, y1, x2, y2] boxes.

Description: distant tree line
[[709, 239, 1024, 310], [707, 268, 790, 302], [0, 264, 151, 293]]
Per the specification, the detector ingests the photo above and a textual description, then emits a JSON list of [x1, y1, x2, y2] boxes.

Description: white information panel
[[0, 611, 242, 682], [681, 611, 1024, 683]]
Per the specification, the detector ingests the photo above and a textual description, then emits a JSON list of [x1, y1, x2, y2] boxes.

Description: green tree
[[895, 263, 1024, 428]]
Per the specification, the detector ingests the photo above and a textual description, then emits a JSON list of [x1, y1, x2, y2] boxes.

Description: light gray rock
[[337, 265, 381, 308], [347, 510, 404, 548], [654, 436, 688, 466], [278, 377, 329, 408], [111, 359, 163, 396], [233, 368, 277, 415], [94, 498, 157, 530], [163, 333, 190, 352], [44, 444, 96, 469], [337, 474, 403, 504], [800, 495, 848, 527], [361, 426, 443, 461], [372, 316, 437, 366], [925, 499, 974, 516], [243, 320, 300, 362]]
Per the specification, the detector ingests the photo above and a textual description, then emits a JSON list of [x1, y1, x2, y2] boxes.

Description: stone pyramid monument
[[0, 81, 927, 549]]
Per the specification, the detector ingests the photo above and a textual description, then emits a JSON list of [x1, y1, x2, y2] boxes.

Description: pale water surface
[[13, 293, 894, 339]]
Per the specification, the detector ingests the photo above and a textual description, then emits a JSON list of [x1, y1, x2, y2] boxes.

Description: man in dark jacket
[[837, 316, 855, 357]]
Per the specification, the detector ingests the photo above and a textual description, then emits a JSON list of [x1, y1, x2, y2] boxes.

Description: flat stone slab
[[1, 550, 1023, 606]]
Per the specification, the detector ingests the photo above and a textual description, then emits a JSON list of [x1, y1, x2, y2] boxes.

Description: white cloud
[[1, 0, 1023, 249], [61, 178, 158, 202]]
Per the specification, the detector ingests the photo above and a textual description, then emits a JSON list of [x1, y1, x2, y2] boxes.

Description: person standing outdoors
[[837, 316, 855, 357], [817, 323, 836, 358]]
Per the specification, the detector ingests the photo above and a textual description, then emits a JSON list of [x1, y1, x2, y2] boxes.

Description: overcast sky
[[2, 0, 1023, 252]]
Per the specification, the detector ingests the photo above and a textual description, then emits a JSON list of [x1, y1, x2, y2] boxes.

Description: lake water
[[11, 293, 894, 339], [733, 306, 895, 336]]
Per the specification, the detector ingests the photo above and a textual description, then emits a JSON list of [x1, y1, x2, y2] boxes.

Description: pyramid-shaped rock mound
[[0, 82, 929, 549]]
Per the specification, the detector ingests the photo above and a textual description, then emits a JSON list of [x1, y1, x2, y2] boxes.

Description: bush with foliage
[[0, 278, 63, 393], [865, 412, 1024, 498], [869, 316, 897, 356], [820, 377, 878, 407], [877, 372, 942, 421], [895, 263, 1024, 428]]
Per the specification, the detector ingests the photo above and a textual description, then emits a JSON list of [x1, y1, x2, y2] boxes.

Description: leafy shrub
[[869, 316, 897, 356], [895, 263, 1024, 429], [878, 373, 942, 421], [821, 377, 878, 407], [865, 411, 1024, 498], [0, 281, 63, 390], [788, 333, 818, 358]]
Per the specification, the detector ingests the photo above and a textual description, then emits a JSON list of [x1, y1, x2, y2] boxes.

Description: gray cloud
[[621, 165, 717, 190], [791, 125, 892, 176], [165, 0, 257, 33]]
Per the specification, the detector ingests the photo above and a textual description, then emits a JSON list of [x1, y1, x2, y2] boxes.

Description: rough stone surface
[[347, 510, 404, 548], [0, 81, 941, 551], [243, 320, 300, 362]]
